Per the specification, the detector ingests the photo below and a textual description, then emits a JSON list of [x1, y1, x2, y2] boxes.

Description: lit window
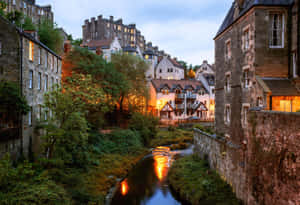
[[0, 41, 2, 55], [225, 73, 231, 93], [225, 40, 231, 60], [145, 54, 149, 60], [44, 75, 48, 91], [29, 70, 33, 89], [107, 23, 110, 28], [29, 41, 34, 61], [270, 13, 284, 48], [124, 28, 127, 32], [225, 104, 231, 124], [131, 29, 135, 34], [118, 25, 121, 31], [38, 72, 41, 90], [28, 107, 32, 126], [243, 69, 250, 89], [280, 100, 292, 112], [162, 89, 169, 95], [243, 28, 250, 50]]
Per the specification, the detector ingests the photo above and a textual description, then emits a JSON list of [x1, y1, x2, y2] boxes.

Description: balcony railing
[[186, 94, 197, 99], [175, 94, 185, 99], [175, 104, 184, 110]]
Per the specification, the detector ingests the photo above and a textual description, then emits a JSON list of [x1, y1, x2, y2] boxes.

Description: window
[[257, 97, 263, 107], [162, 89, 169, 95], [38, 48, 41, 64], [225, 40, 231, 60], [124, 28, 127, 32], [280, 100, 292, 112], [159, 69, 162, 73], [243, 69, 250, 89], [292, 52, 298, 78], [39, 105, 42, 120], [225, 105, 231, 124], [131, 29, 135, 34], [28, 107, 32, 126], [13, 0, 16, 5], [44, 75, 48, 91], [51, 77, 54, 90], [38, 72, 41, 90], [44, 108, 48, 121], [225, 73, 231, 92], [145, 54, 149, 60], [107, 23, 110, 28], [243, 28, 250, 50], [118, 25, 121, 31], [242, 104, 250, 126], [270, 13, 284, 48], [0, 41, 2, 55], [56, 59, 59, 73], [29, 70, 33, 89], [45, 52, 48, 69], [29, 41, 34, 61]]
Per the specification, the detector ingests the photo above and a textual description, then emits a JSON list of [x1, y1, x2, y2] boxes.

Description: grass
[[150, 128, 194, 148], [168, 155, 243, 205]]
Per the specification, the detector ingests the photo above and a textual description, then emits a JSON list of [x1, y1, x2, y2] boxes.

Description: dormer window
[[269, 13, 284, 48], [162, 88, 169, 95]]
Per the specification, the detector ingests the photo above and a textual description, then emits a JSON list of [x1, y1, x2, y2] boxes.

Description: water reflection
[[111, 146, 192, 205]]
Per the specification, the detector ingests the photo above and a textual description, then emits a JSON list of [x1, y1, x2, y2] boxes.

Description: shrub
[[129, 112, 159, 146]]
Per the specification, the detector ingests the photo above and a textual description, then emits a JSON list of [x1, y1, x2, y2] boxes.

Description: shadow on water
[[111, 146, 193, 205]]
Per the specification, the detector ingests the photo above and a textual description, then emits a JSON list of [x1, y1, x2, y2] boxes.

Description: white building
[[148, 79, 211, 122], [155, 56, 185, 80]]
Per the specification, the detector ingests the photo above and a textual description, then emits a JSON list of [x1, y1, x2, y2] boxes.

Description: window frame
[[29, 70, 33, 89], [28, 107, 32, 126], [225, 104, 231, 125], [242, 26, 250, 51], [242, 104, 250, 127], [37, 72, 41, 90], [225, 39, 231, 60], [44, 74, 48, 91], [269, 13, 285, 48], [225, 72, 231, 93], [242, 66, 250, 89], [29, 41, 34, 61]]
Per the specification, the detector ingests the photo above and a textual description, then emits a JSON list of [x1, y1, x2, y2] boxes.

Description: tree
[[111, 53, 149, 113], [38, 19, 63, 54], [0, 81, 30, 127], [22, 16, 36, 31]]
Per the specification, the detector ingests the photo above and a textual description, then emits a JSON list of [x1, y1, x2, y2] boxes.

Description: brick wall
[[194, 111, 300, 205]]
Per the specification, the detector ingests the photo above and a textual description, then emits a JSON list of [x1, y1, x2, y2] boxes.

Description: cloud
[[36, 0, 233, 65]]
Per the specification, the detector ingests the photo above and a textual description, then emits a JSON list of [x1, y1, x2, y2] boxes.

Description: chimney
[[84, 19, 89, 25], [110, 16, 114, 21], [98, 15, 102, 21], [173, 57, 177, 61], [24, 30, 39, 41], [203, 60, 208, 64]]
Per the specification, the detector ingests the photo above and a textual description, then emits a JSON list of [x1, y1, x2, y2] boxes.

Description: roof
[[215, 0, 294, 39], [262, 78, 300, 96], [82, 39, 113, 49], [169, 57, 184, 69], [123, 46, 137, 52], [151, 79, 208, 93]]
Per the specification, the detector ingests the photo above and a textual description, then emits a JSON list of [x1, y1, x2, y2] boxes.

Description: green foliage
[[194, 124, 215, 135], [5, 11, 23, 27], [129, 112, 159, 145], [0, 0, 6, 17], [22, 16, 36, 31], [38, 19, 63, 54], [72, 38, 82, 46], [168, 155, 243, 205], [0, 155, 72, 205]]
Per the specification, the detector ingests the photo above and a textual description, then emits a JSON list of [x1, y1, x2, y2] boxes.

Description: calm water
[[111, 146, 193, 205]]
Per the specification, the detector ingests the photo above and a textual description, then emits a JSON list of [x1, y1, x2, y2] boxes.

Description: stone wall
[[194, 111, 300, 205]]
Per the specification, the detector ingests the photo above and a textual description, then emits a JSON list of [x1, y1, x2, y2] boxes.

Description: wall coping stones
[[194, 128, 240, 149]]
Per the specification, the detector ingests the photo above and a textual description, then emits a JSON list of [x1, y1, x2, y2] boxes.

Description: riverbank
[[168, 155, 243, 205]]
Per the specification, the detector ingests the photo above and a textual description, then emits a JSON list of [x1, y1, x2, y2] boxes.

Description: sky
[[37, 0, 233, 65]]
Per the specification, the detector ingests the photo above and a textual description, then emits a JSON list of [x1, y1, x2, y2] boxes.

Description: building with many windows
[[0, 15, 61, 157], [2, 0, 53, 24], [214, 0, 300, 142]]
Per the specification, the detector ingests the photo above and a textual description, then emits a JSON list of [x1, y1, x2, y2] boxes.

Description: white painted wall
[[155, 56, 184, 80]]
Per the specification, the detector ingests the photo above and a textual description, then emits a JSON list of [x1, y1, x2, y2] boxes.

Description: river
[[110, 146, 194, 205]]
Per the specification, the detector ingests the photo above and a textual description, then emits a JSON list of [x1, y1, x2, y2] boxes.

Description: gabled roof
[[169, 57, 185, 69], [82, 39, 113, 49], [215, 0, 294, 39], [151, 79, 208, 93]]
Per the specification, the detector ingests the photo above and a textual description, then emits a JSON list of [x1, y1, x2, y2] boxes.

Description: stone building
[[214, 0, 300, 142], [2, 0, 53, 24], [82, 15, 146, 50], [0, 15, 62, 157], [149, 79, 210, 122], [155, 56, 185, 80]]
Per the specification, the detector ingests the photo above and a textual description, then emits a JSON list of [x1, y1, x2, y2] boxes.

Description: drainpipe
[[19, 33, 23, 156]]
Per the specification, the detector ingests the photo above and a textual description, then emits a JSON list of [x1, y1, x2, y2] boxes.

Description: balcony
[[175, 104, 184, 110], [175, 94, 185, 99], [186, 94, 197, 99]]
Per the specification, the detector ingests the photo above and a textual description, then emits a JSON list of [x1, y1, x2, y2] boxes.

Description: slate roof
[[123, 46, 137, 53], [215, 0, 294, 39], [151, 79, 208, 93], [82, 39, 113, 49], [262, 78, 300, 96]]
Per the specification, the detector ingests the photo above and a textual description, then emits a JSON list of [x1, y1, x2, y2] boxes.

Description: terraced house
[[1, 0, 53, 24], [215, 0, 300, 141], [0, 16, 61, 157]]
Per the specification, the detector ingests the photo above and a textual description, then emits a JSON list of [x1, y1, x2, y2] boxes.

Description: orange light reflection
[[121, 179, 129, 196], [153, 147, 170, 181]]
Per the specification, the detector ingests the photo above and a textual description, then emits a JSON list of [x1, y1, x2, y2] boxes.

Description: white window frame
[[269, 13, 285, 48], [242, 26, 250, 51], [29, 70, 33, 89]]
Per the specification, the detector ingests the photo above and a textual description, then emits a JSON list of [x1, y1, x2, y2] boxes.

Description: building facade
[[214, 0, 300, 142], [149, 79, 211, 122], [2, 0, 53, 24], [82, 15, 146, 50], [155, 56, 185, 80], [0, 16, 61, 157]]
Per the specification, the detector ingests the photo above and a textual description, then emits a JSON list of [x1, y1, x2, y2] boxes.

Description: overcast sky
[[37, 0, 233, 65]]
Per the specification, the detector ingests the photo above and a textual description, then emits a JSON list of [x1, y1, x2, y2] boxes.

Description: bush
[[194, 124, 215, 135], [129, 112, 159, 146], [0, 155, 72, 205]]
